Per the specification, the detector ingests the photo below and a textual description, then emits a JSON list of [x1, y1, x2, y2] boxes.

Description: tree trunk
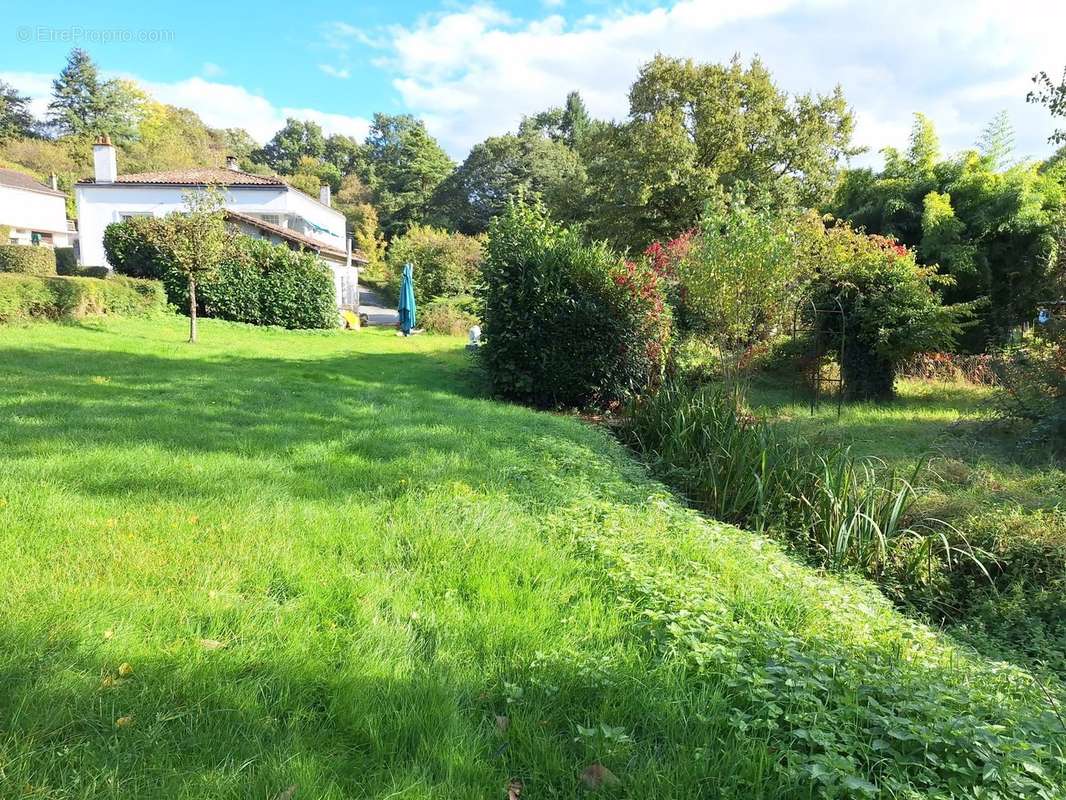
[[188, 275, 198, 343], [841, 339, 895, 402]]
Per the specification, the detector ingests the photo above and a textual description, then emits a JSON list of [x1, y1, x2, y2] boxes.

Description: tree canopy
[[584, 55, 859, 251], [430, 131, 586, 234], [364, 113, 454, 238], [827, 113, 1065, 349]]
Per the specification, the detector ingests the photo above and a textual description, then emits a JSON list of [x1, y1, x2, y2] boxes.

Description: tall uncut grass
[[625, 379, 985, 587]]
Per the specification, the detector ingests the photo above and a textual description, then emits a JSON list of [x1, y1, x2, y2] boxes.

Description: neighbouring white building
[[75, 137, 363, 309], [0, 168, 76, 248]]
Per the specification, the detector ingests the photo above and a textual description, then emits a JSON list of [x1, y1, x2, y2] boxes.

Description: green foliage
[[585, 55, 858, 251], [828, 115, 1065, 349], [675, 204, 801, 350], [323, 133, 366, 175], [519, 90, 594, 152], [165, 237, 335, 330], [798, 217, 969, 400], [364, 113, 454, 238], [349, 202, 386, 280], [977, 110, 1016, 170], [284, 172, 322, 196], [430, 132, 587, 234], [420, 294, 480, 336], [253, 118, 325, 174], [0, 317, 1064, 798], [104, 217, 170, 278], [47, 49, 145, 142], [106, 214, 334, 330], [993, 321, 1066, 452], [0, 79, 35, 143], [1028, 66, 1066, 144], [0, 273, 164, 322], [0, 244, 56, 276], [481, 198, 671, 409], [53, 247, 77, 275], [385, 225, 483, 305], [625, 380, 984, 585]]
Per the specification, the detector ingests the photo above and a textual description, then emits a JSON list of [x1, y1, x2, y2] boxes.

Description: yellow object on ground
[[341, 309, 360, 330]]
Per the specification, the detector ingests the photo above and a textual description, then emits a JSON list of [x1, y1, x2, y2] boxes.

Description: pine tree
[[560, 91, 591, 151], [48, 49, 103, 137], [0, 79, 35, 142], [47, 49, 144, 141]]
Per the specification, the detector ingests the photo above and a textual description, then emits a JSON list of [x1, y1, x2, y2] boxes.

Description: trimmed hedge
[[0, 245, 56, 276], [107, 217, 338, 330], [54, 247, 78, 274], [164, 237, 337, 330], [0, 273, 166, 323], [103, 217, 169, 279]]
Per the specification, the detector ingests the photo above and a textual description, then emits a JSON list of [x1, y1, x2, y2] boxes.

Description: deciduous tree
[[153, 189, 228, 343]]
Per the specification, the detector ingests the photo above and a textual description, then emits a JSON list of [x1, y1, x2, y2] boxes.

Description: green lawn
[[747, 378, 1066, 511], [1, 317, 1062, 798]]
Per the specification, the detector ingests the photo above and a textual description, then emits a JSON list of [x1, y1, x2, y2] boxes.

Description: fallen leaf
[[102, 629, 114, 640], [117, 662, 133, 677], [199, 639, 225, 651], [273, 785, 298, 800], [115, 715, 134, 728], [579, 763, 620, 790], [507, 778, 522, 800], [495, 715, 510, 735]]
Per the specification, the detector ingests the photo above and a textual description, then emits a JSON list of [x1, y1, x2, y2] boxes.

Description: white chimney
[[319, 184, 331, 207], [93, 135, 117, 183], [50, 173, 58, 191], [225, 155, 240, 171]]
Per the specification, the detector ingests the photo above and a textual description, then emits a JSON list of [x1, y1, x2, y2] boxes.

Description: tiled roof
[[77, 167, 286, 186], [225, 210, 367, 265], [0, 168, 66, 197]]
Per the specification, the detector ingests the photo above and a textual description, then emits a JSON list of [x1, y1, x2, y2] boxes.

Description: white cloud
[[374, 0, 1065, 163], [318, 64, 351, 79], [201, 62, 224, 78], [0, 71, 53, 120], [0, 72, 369, 143]]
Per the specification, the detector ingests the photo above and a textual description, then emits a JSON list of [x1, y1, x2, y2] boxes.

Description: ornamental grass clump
[[625, 379, 986, 587]]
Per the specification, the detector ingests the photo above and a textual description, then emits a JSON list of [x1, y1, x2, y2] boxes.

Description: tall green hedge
[[105, 219, 337, 329], [0, 273, 166, 323], [0, 245, 57, 276], [481, 198, 671, 409], [190, 239, 338, 329]]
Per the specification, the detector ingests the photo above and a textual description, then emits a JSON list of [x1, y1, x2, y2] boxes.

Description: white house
[[0, 168, 75, 248], [75, 137, 364, 309]]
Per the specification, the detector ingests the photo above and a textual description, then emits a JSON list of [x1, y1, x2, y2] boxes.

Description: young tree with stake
[[154, 188, 227, 343]]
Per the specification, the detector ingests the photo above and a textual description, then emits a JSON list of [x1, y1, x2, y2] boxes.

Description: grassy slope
[[0, 318, 1062, 799]]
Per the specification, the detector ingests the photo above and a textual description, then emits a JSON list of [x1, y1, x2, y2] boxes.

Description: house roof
[[0, 168, 67, 198], [225, 210, 367, 265], [76, 167, 286, 187]]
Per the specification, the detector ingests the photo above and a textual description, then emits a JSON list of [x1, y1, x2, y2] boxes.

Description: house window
[[259, 214, 282, 226]]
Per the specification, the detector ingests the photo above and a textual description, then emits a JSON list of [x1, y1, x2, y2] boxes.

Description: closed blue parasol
[[398, 263, 416, 335]]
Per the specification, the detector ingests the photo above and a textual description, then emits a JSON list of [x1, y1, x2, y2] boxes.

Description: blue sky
[[3, 0, 1064, 164]]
